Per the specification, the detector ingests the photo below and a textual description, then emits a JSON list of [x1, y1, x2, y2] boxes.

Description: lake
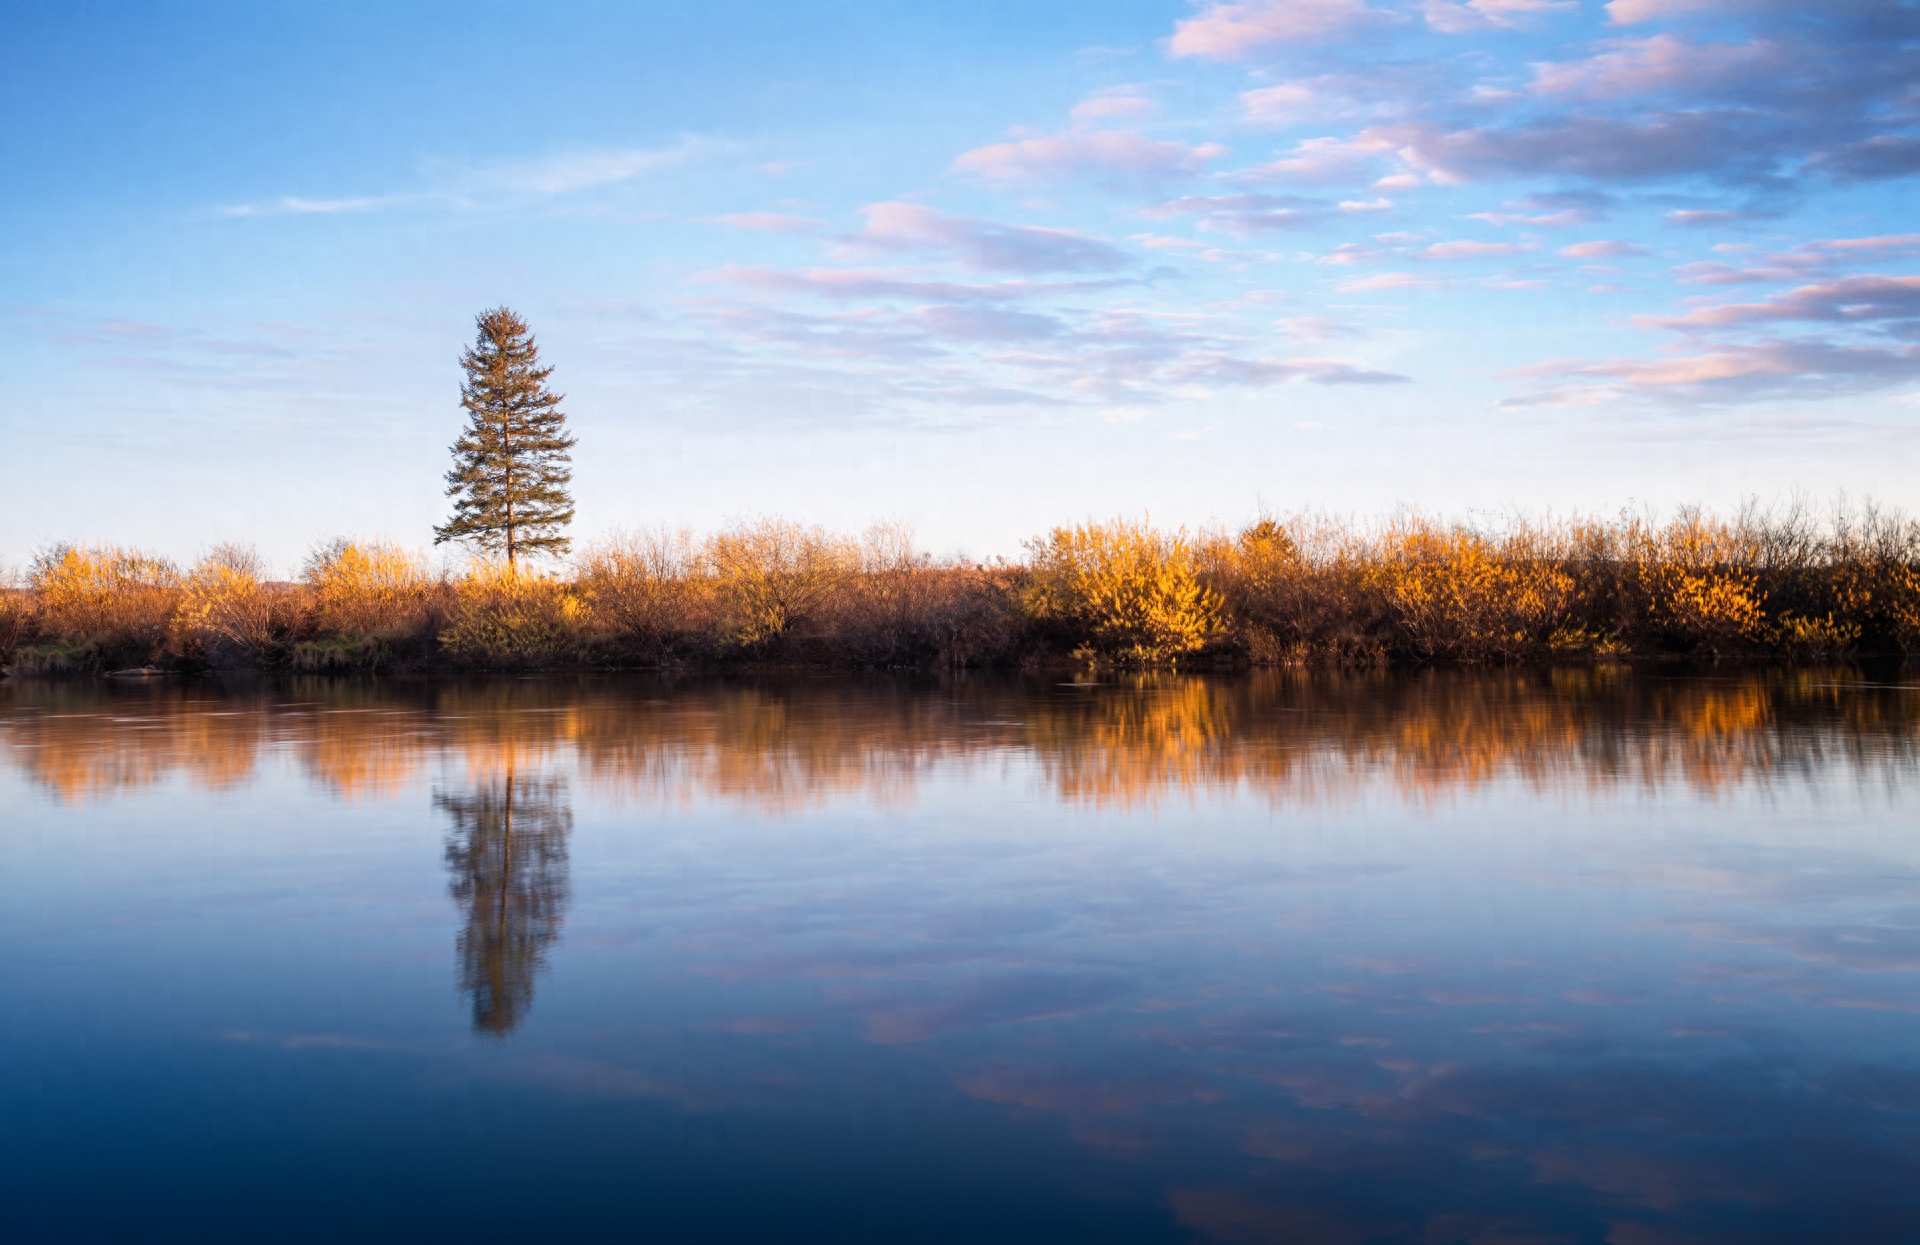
[[3, 670, 1917, 1243]]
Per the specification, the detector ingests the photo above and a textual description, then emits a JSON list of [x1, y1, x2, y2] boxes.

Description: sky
[[4, 0, 1918, 569]]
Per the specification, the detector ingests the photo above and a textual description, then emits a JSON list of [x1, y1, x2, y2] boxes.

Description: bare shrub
[[575, 527, 712, 662], [0, 560, 31, 664], [706, 518, 856, 651]]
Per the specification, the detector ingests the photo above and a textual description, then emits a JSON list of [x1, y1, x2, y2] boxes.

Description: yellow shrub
[[177, 544, 279, 657], [31, 544, 181, 651], [1024, 519, 1224, 664], [441, 562, 583, 662], [1636, 512, 1768, 651], [1368, 520, 1576, 662], [304, 539, 435, 635], [707, 518, 854, 646]]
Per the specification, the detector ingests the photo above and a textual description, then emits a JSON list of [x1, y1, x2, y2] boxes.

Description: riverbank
[[4, 506, 1916, 675]]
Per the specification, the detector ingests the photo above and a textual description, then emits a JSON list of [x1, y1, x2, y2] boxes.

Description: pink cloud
[[713, 212, 825, 233], [1605, 0, 1797, 24], [1559, 240, 1649, 258], [837, 203, 1131, 274], [1070, 86, 1157, 121], [1530, 34, 1788, 101], [1423, 0, 1574, 34], [1168, 0, 1387, 60], [1424, 240, 1527, 259], [1338, 271, 1447, 292], [1637, 275, 1920, 329], [952, 130, 1225, 189], [1237, 135, 1386, 185]]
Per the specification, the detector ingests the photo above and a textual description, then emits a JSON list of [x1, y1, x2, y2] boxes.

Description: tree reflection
[[437, 766, 572, 1036]]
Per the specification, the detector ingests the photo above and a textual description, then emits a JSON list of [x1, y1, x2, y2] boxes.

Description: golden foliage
[[8, 502, 1920, 670], [706, 517, 856, 647], [440, 561, 583, 663], [304, 539, 436, 636], [1024, 519, 1225, 664], [177, 543, 281, 659], [30, 544, 181, 657], [1632, 511, 1769, 652], [1367, 519, 1578, 662]]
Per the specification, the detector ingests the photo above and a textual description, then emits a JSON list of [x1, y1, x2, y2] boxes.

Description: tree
[[434, 308, 576, 566]]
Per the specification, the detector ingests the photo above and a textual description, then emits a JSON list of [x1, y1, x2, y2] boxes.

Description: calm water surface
[[3, 670, 1918, 1243]]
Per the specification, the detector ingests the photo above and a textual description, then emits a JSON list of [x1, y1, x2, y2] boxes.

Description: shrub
[[30, 544, 181, 662], [440, 562, 583, 665], [1366, 518, 1577, 663], [304, 539, 436, 636], [0, 561, 31, 665], [1634, 511, 1769, 653], [575, 527, 712, 662], [707, 518, 855, 651], [1023, 519, 1225, 665], [176, 543, 284, 664]]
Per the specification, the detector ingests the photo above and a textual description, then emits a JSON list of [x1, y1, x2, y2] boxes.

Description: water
[[2, 670, 1917, 1243]]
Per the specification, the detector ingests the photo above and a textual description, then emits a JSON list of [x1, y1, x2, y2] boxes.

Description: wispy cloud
[[834, 203, 1133, 274], [953, 130, 1225, 191], [1168, 0, 1391, 60], [1147, 193, 1333, 237], [216, 138, 708, 219], [714, 212, 827, 233]]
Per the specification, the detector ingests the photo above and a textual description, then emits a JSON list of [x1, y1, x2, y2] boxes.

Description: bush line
[[3, 504, 1918, 675]]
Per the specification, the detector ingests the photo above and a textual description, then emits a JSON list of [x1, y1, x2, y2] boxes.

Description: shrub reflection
[[3, 669, 1917, 810]]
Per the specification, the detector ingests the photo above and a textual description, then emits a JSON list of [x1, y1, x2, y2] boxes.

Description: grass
[[3, 501, 1917, 676]]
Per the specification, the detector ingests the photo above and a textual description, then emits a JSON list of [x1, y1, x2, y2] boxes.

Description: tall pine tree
[[434, 308, 576, 565]]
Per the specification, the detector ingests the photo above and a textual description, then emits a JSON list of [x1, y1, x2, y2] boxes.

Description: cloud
[[1423, 0, 1575, 34], [1168, 0, 1389, 60], [1814, 135, 1920, 182], [1071, 85, 1157, 121], [1529, 35, 1790, 102], [1560, 240, 1649, 258], [1147, 193, 1333, 236], [216, 140, 703, 218], [1665, 209, 1754, 227], [463, 142, 701, 195], [217, 194, 412, 218], [838, 203, 1132, 274], [1237, 135, 1387, 185], [915, 305, 1065, 342], [1604, 0, 1818, 23], [952, 129, 1225, 190], [714, 212, 826, 233], [1638, 275, 1920, 330], [1511, 338, 1920, 404], [1423, 240, 1528, 259], [1242, 82, 1321, 124], [1278, 316, 1363, 340], [1338, 271, 1447, 292], [1368, 113, 1782, 185], [694, 265, 1133, 303], [1669, 236, 1920, 285], [1169, 354, 1410, 385]]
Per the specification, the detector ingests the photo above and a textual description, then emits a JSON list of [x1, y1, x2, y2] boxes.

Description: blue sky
[[4, 0, 1918, 568]]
